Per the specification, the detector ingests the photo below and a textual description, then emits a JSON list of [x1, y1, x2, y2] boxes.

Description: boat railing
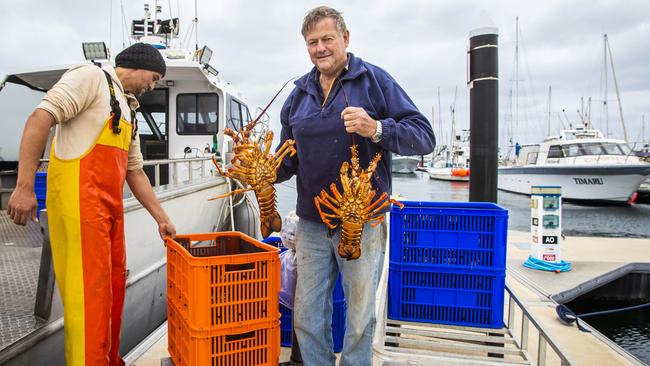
[[504, 285, 572, 365], [141, 156, 215, 188], [36, 156, 218, 190]]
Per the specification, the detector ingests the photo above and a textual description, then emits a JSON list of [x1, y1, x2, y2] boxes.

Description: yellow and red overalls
[[46, 100, 133, 365]]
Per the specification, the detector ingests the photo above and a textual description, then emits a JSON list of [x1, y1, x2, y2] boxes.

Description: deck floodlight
[[205, 64, 219, 77], [199, 45, 212, 66], [82, 42, 108, 61]]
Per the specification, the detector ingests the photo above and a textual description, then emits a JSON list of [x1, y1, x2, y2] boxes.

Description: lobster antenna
[[246, 76, 300, 131], [335, 77, 354, 146]]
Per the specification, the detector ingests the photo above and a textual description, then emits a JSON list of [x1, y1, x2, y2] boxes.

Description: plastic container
[[34, 172, 47, 216], [279, 299, 346, 352], [390, 201, 508, 271], [166, 232, 281, 331], [168, 302, 280, 366], [264, 236, 347, 351], [387, 263, 505, 328]]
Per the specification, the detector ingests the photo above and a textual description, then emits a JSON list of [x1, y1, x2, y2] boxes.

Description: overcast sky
[[2, 0, 649, 148]]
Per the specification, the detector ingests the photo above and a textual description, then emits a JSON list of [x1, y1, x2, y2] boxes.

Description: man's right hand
[[7, 186, 38, 225]]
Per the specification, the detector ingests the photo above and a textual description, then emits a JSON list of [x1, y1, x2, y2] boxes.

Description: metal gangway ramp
[[372, 266, 572, 365]]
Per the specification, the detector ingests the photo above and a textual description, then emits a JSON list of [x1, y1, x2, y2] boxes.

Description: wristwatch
[[371, 120, 382, 143]]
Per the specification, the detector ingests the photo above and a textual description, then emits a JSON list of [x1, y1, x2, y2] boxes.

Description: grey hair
[[301, 6, 348, 37]]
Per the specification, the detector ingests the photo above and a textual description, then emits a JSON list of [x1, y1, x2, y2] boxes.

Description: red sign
[[543, 254, 556, 261]]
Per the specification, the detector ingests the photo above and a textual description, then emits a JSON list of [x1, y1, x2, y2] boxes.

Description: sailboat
[[498, 32, 650, 204], [0, 3, 263, 365], [427, 86, 470, 181]]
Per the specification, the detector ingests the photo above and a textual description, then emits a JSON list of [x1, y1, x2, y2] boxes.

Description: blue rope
[[523, 255, 572, 272]]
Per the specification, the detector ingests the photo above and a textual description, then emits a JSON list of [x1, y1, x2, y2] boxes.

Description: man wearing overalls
[[8, 43, 176, 366]]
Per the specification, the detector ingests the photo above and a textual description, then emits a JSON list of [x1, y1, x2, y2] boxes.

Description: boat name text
[[572, 177, 603, 185]]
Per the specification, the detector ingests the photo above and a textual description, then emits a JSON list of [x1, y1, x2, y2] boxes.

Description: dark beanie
[[115, 43, 166, 77]]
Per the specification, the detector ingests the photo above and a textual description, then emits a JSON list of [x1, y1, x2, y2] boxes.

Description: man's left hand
[[342, 107, 376, 138]]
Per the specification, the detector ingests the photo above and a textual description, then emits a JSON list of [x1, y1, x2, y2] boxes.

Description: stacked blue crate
[[34, 172, 47, 217], [262, 236, 347, 352], [388, 201, 508, 328], [279, 276, 346, 352]]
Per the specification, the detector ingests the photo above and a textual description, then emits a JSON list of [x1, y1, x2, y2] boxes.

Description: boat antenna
[[109, 0, 113, 53]]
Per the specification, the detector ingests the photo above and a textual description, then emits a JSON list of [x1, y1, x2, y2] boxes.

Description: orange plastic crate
[[168, 302, 280, 366], [166, 232, 281, 331]]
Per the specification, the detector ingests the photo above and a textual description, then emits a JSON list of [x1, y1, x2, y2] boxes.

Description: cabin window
[[562, 144, 584, 157], [228, 98, 252, 131], [547, 145, 563, 159], [526, 152, 538, 165], [618, 144, 632, 155], [602, 143, 624, 155], [176, 93, 219, 135], [581, 143, 605, 156]]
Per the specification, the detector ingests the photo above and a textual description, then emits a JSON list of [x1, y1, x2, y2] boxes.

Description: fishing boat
[[498, 127, 650, 203], [0, 4, 262, 365]]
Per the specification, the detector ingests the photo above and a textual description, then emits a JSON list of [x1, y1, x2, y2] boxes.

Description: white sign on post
[[530, 186, 562, 263]]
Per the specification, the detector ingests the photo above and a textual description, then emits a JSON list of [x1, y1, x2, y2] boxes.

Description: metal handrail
[[505, 285, 572, 365], [141, 156, 214, 187]]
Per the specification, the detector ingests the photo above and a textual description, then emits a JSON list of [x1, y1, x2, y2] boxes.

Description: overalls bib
[[46, 73, 133, 366]]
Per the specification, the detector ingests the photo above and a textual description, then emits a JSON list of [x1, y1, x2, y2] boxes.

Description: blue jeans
[[293, 217, 387, 366]]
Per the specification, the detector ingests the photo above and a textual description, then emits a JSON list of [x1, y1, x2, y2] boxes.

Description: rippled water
[[584, 307, 650, 364], [276, 171, 650, 238]]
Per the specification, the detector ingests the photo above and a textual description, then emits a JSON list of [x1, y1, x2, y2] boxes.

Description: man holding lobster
[[276, 6, 435, 366]]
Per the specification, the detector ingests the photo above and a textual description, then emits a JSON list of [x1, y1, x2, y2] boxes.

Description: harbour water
[[276, 171, 650, 238]]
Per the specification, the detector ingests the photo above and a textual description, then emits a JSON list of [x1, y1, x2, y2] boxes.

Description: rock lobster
[[210, 81, 296, 238], [314, 145, 403, 260]]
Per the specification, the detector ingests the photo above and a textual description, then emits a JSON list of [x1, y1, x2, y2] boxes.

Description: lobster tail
[[338, 221, 364, 260], [261, 210, 282, 239]]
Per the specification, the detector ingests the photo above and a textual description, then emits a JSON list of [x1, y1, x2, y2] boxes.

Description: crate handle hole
[[225, 262, 255, 272], [225, 330, 255, 342]]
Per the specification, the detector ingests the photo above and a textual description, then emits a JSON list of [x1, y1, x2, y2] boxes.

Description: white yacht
[[498, 128, 650, 204], [391, 154, 420, 174], [0, 5, 262, 365]]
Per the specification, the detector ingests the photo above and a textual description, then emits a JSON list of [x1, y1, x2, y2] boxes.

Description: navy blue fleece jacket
[[276, 53, 435, 222]]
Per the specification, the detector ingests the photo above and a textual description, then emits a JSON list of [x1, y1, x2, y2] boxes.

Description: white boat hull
[[498, 165, 650, 203], [426, 167, 469, 182], [392, 156, 420, 174]]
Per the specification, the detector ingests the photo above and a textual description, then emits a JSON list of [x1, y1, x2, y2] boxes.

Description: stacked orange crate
[[166, 232, 281, 366]]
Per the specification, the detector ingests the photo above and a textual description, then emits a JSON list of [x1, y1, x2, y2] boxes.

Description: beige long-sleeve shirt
[[37, 65, 144, 170]]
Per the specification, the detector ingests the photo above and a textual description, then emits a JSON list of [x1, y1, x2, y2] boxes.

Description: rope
[[556, 301, 650, 333], [523, 255, 572, 273]]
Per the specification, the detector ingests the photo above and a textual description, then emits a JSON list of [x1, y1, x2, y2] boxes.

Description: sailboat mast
[[547, 86, 552, 136], [437, 87, 443, 145], [515, 16, 519, 134], [603, 34, 609, 137], [606, 35, 628, 141]]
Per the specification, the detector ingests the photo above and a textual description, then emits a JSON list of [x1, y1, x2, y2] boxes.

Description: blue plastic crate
[[390, 201, 508, 271], [280, 300, 346, 352], [34, 172, 47, 216], [387, 263, 505, 328], [279, 279, 346, 352]]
